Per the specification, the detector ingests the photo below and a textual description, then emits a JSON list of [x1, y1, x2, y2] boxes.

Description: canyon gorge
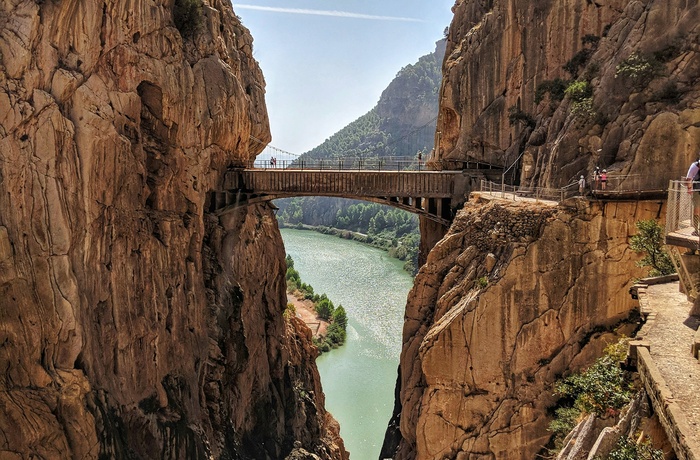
[[2, 0, 700, 459]]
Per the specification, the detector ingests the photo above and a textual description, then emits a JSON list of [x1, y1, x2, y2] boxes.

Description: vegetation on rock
[[615, 53, 663, 90], [285, 255, 348, 353], [629, 219, 675, 277], [549, 340, 634, 449], [173, 0, 203, 38], [600, 436, 663, 460]]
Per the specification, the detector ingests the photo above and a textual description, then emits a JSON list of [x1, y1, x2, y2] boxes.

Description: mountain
[[297, 39, 446, 161], [276, 41, 446, 274]]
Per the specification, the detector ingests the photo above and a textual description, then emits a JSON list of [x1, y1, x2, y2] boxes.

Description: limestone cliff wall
[[0, 0, 343, 458], [390, 197, 663, 459], [436, 0, 700, 189]]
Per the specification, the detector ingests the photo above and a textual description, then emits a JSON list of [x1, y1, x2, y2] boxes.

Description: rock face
[[0, 0, 344, 458], [385, 1, 700, 457], [390, 197, 662, 459], [435, 0, 700, 189]]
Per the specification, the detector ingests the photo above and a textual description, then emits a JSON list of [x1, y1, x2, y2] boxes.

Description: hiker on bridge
[[578, 175, 586, 195], [600, 169, 607, 190], [686, 157, 700, 234]]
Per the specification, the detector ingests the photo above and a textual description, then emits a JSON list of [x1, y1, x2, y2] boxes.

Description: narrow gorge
[[2, 0, 700, 459]]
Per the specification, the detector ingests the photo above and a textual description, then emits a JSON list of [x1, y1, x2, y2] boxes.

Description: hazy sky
[[233, 1, 455, 155]]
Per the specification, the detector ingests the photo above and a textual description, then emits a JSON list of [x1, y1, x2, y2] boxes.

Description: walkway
[[634, 281, 700, 459]]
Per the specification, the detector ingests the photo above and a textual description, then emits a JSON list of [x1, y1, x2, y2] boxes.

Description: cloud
[[234, 4, 424, 22]]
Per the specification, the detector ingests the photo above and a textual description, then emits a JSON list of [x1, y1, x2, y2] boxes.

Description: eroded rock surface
[[0, 0, 344, 458], [435, 0, 700, 189], [389, 197, 662, 459]]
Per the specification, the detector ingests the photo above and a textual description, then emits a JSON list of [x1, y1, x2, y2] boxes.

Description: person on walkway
[[600, 169, 608, 190], [578, 175, 586, 195], [593, 166, 600, 190], [686, 158, 700, 235]]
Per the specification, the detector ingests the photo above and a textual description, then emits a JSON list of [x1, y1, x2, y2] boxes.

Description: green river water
[[281, 228, 414, 459]]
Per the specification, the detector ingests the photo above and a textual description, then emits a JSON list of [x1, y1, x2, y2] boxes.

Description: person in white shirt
[[686, 158, 700, 235]]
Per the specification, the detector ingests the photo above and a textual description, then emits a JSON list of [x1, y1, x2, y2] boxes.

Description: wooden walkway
[[209, 169, 476, 226]]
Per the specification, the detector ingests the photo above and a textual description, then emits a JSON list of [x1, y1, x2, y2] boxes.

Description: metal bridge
[[208, 160, 503, 226]]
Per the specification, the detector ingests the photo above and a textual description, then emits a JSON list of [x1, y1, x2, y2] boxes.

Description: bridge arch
[[208, 168, 482, 226]]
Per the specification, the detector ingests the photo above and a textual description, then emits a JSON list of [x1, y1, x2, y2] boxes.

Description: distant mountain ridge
[[297, 39, 446, 161], [276, 39, 446, 274]]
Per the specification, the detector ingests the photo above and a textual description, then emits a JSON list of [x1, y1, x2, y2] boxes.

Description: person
[[686, 158, 700, 235], [600, 169, 607, 190], [578, 175, 586, 195], [593, 166, 600, 190]]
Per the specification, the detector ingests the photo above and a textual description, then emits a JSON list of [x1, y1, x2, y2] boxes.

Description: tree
[[629, 219, 675, 276], [332, 306, 347, 329], [316, 297, 335, 320]]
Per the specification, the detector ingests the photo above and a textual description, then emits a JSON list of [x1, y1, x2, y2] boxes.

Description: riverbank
[[287, 292, 328, 338]]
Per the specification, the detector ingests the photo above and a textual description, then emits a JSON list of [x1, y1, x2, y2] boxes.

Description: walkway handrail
[[665, 179, 696, 245], [246, 156, 502, 172], [479, 179, 573, 203]]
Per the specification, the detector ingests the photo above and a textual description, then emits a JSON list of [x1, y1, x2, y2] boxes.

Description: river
[[281, 228, 414, 459]]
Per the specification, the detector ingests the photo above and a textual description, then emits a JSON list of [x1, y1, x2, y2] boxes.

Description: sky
[[232, 0, 456, 156]]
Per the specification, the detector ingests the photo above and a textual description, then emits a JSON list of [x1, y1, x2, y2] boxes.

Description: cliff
[[388, 197, 662, 459], [435, 0, 700, 188], [0, 0, 344, 458], [381, 1, 700, 457]]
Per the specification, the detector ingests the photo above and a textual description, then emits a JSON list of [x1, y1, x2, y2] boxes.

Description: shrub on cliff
[[601, 436, 664, 460], [615, 52, 663, 90], [173, 0, 203, 39], [549, 340, 634, 450], [629, 219, 675, 277]]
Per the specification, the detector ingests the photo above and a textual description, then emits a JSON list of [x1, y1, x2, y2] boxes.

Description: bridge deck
[[212, 168, 477, 226], [224, 169, 468, 198]]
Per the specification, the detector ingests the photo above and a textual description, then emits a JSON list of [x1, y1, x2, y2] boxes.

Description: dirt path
[[287, 293, 328, 338]]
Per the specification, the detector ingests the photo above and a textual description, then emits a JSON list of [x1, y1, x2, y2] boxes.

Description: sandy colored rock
[[0, 0, 345, 458], [390, 197, 662, 459], [434, 0, 700, 190]]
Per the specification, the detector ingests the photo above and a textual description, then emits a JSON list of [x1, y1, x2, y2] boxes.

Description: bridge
[[208, 159, 503, 226]]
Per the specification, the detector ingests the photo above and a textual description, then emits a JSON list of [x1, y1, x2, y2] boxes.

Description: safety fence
[[588, 173, 646, 193], [479, 180, 580, 203], [247, 157, 502, 172], [665, 180, 697, 245]]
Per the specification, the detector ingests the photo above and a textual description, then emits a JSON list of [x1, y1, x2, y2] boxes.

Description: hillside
[[298, 39, 446, 161]]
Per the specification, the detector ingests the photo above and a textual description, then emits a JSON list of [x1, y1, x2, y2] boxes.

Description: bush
[[535, 78, 568, 105], [548, 406, 581, 449], [173, 0, 203, 39], [629, 219, 675, 276], [615, 52, 663, 89], [508, 106, 536, 128], [565, 80, 593, 103], [564, 48, 594, 76], [604, 436, 664, 460], [554, 340, 633, 417]]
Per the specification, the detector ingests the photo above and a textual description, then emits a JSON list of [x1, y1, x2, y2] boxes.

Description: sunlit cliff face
[[0, 1, 345, 458]]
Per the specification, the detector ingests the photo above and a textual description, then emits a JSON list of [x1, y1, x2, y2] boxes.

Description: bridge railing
[[665, 180, 697, 245], [248, 157, 502, 171], [589, 173, 646, 193], [479, 180, 579, 203]]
